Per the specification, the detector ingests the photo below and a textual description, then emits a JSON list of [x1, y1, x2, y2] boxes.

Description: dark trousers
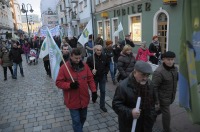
[[43, 60, 51, 76], [160, 105, 171, 132], [3, 66, 13, 79], [95, 75, 106, 108]]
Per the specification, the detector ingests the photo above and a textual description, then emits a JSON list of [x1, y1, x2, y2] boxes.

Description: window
[[60, 5, 62, 11], [97, 21, 103, 38], [84, 0, 87, 7], [61, 18, 63, 24], [112, 19, 119, 44], [95, 0, 100, 5], [130, 15, 141, 43], [79, 2, 83, 12], [104, 20, 111, 40]]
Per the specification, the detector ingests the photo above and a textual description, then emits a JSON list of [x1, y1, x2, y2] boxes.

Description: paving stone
[[42, 124, 52, 130], [97, 123, 107, 129], [24, 122, 34, 129], [33, 126, 42, 131], [28, 118, 37, 123], [20, 120, 29, 125], [87, 125, 99, 131], [45, 115, 54, 120]]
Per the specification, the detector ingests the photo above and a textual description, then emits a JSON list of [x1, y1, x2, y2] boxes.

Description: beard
[[139, 80, 147, 85]]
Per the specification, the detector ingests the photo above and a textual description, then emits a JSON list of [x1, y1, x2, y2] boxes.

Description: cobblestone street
[[0, 57, 200, 132]]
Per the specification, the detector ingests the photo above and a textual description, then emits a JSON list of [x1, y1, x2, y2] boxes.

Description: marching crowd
[[0, 34, 178, 132]]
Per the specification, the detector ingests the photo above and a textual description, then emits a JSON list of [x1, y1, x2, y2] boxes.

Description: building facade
[[13, 0, 22, 30], [21, 14, 40, 23], [0, 0, 14, 39], [40, 0, 59, 28], [94, 0, 182, 62]]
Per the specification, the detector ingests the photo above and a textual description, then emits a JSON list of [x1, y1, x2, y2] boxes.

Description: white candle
[[131, 97, 141, 132]]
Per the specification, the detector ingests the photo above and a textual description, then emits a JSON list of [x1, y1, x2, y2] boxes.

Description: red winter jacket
[[56, 61, 96, 109], [136, 47, 155, 62]]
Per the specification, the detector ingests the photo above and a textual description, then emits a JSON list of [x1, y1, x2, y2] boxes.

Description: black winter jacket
[[9, 47, 23, 64], [86, 54, 109, 81], [112, 75, 156, 132]]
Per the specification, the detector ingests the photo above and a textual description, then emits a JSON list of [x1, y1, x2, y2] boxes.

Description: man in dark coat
[[9, 42, 24, 79], [86, 45, 109, 112], [121, 34, 135, 48], [152, 51, 178, 132], [112, 61, 156, 132]]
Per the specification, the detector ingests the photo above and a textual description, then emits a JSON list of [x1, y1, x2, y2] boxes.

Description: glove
[[92, 92, 98, 103], [70, 81, 79, 89]]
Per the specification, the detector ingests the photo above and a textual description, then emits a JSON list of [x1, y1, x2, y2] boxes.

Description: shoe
[[12, 76, 17, 79], [4, 78, 7, 81], [113, 80, 116, 85], [100, 107, 107, 112], [21, 74, 24, 77]]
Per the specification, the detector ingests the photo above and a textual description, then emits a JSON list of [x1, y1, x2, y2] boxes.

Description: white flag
[[39, 38, 48, 59], [78, 20, 93, 45], [46, 27, 62, 81], [113, 22, 123, 36]]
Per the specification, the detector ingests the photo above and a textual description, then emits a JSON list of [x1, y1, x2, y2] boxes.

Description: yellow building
[[22, 22, 41, 36]]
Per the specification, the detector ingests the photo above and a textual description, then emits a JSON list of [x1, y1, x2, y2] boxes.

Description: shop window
[[130, 15, 141, 43], [104, 20, 111, 40], [97, 21, 103, 39]]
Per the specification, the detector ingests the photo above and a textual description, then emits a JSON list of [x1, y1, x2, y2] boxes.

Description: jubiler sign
[[114, 2, 151, 17]]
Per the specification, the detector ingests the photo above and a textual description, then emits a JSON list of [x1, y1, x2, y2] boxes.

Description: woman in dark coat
[[0, 47, 13, 80], [117, 45, 136, 81], [149, 36, 161, 65]]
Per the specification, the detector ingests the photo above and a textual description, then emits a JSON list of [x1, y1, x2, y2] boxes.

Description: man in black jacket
[[86, 45, 109, 112], [112, 61, 156, 132], [9, 42, 24, 79], [121, 34, 135, 48]]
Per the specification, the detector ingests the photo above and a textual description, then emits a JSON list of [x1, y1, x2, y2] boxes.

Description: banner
[[37, 26, 60, 37], [39, 38, 48, 59], [78, 20, 93, 45], [113, 22, 123, 36], [179, 0, 200, 124], [46, 27, 62, 81]]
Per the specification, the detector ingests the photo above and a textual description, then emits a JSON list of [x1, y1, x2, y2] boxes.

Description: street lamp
[[21, 3, 34, 37]]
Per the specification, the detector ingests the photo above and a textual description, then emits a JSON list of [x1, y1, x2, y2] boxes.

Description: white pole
[[131, 97, 141, 132]]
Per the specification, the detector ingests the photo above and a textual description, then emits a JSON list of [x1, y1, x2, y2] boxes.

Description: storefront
[[94, 0, 182, 62]]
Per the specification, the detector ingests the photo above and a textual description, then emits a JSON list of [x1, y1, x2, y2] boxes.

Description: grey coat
[[152, 64, 178, 105], [0, 51, 13, 67]]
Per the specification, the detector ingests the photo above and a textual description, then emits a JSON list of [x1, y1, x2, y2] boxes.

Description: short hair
[[71, 48, 82, 56], [61, 44, 69, 50], [122, 45, 132, 53], [94, 45, 102, 51]]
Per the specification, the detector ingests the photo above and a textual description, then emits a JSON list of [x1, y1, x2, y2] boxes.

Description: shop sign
[[114, 2, 151, 17]]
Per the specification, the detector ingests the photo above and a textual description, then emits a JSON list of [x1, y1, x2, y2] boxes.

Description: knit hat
[[134, 61, 153, 74], [106, 40, 113, 46], [161, 51, 176, 59]]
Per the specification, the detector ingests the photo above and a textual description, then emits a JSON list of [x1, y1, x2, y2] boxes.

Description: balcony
[[71, 11, 79, 21]]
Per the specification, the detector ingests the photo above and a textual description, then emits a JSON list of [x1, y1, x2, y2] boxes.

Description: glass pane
[[130, 16, 141, 42], [105, 21, 111, 40]]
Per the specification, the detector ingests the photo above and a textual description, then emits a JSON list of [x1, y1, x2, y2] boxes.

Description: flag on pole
[[78, 20, 93, 45], [113, 22, 123, 36], [39, 38, 48, 59], [179, 0, 200, 124], [46, 27, 62, 81]]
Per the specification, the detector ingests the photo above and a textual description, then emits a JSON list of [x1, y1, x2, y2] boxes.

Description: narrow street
[[0, 56, 200, 132]]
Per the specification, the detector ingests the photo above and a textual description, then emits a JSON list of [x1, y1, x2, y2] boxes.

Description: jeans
[[24, 53, 29, 63], [13, 62, 24, 78], [95, 75, 106, 108], [69, 107, 87, 132], [109, 62, 115, 81]]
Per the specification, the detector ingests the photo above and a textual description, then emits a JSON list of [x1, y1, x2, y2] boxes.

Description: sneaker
[[21, 74, 24, 77], [100, 107, 107, 112], [4, 78, 7, 81]]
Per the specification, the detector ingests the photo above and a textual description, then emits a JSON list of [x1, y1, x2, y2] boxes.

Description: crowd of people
[[0, 33, 178, 132]]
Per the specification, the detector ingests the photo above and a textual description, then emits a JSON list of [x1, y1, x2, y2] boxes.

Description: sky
[[18, 0, 41, 17]]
